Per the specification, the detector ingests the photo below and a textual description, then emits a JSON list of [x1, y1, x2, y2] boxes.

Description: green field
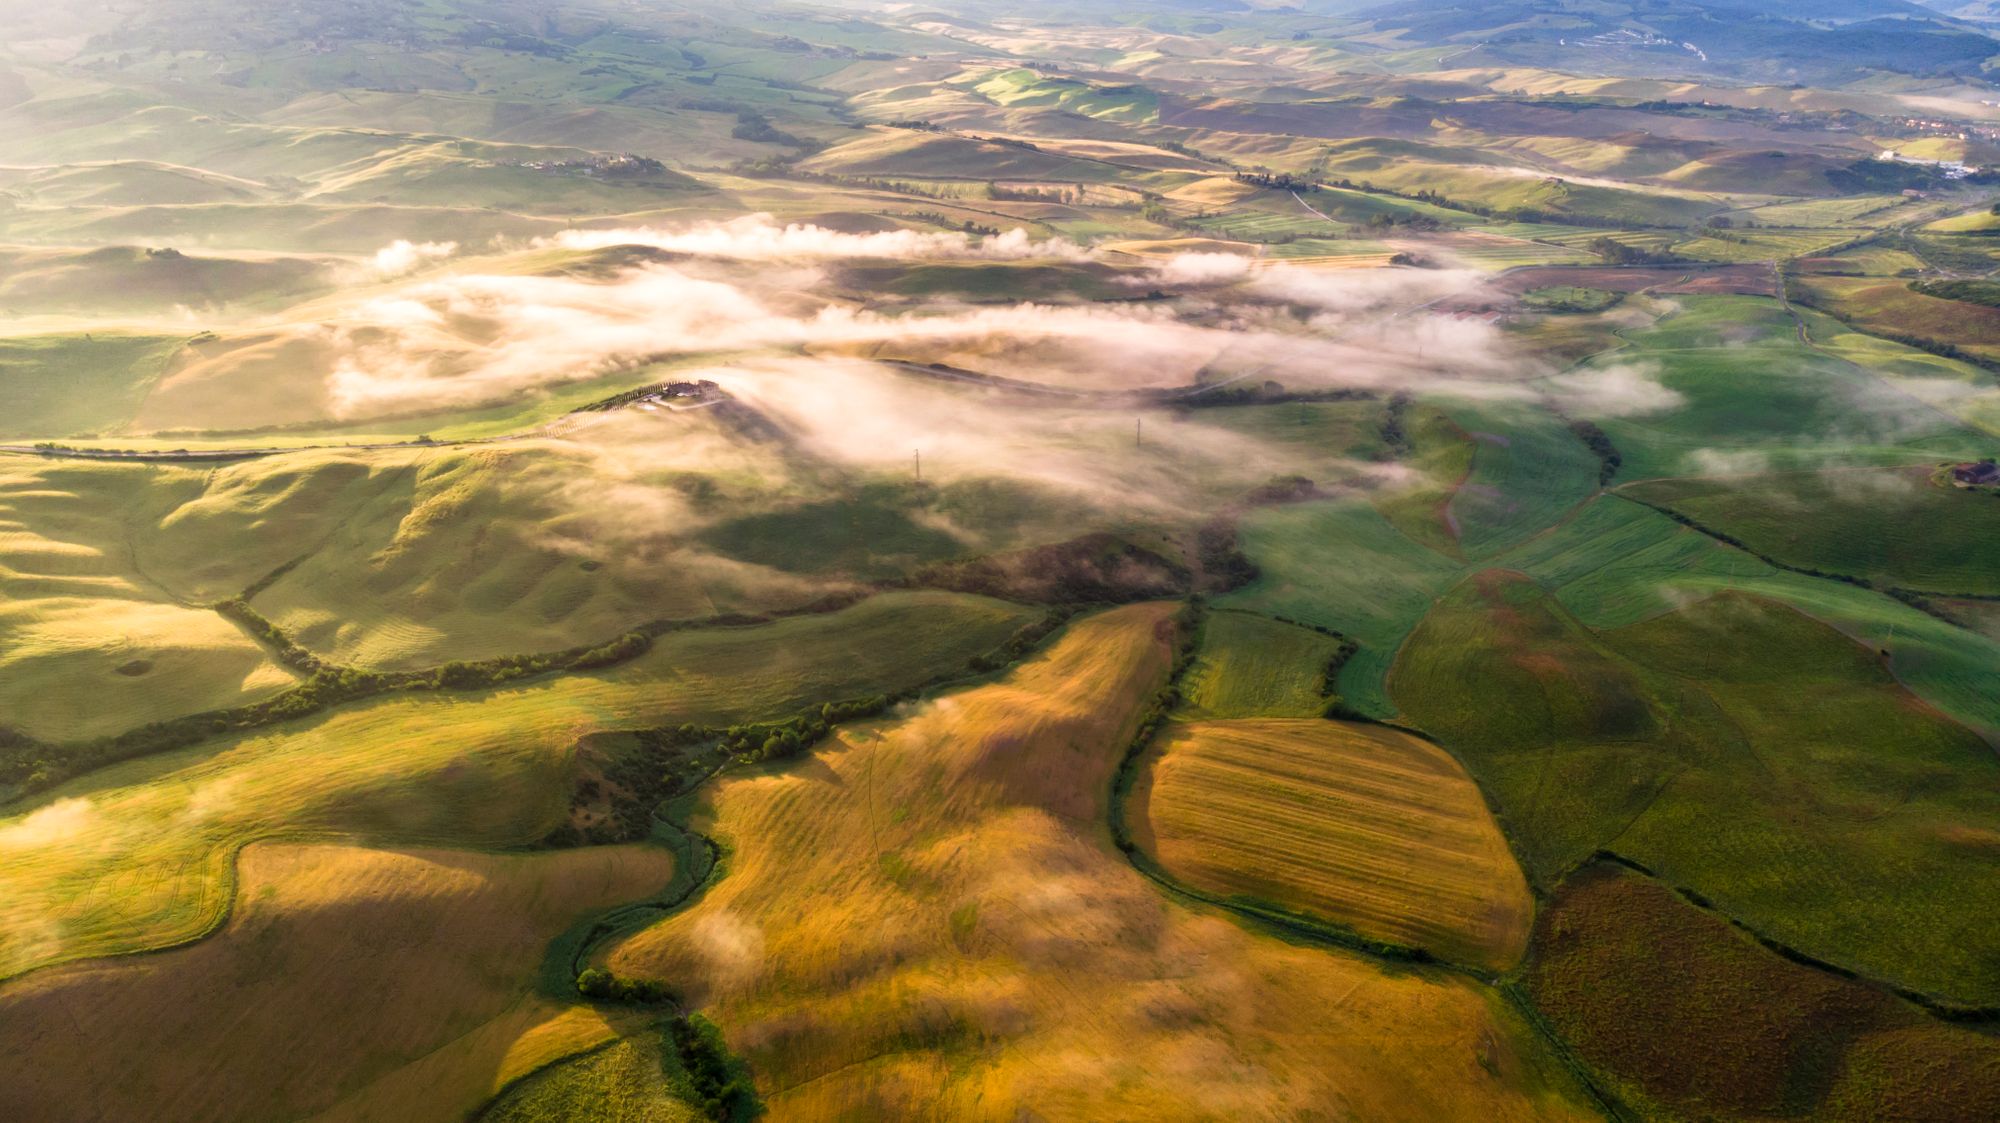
[[1626, 467, 2000, 594], [1569, 296, 1988, 478], [0, 334, 188, 440], [1220, 497, 1463, 717], [1391, 572, 2000, 1005], [1178, 610, 1346, 718], [1529, 863, 2000, 1121]]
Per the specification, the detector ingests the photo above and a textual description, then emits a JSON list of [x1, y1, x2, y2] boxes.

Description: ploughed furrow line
[[1135, 718, 1533, 971]]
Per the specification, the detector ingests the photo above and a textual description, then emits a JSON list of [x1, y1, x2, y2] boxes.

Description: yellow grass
[[1131, 719, 1533, 971], [0, 842, 671, 1122], [0, 591, 1036, 978], [606, 605, 1593, 1120]]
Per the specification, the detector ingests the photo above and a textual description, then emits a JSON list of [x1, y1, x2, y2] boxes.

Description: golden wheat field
[[1129, 718, 1534, 972], [0, 843, 672, 1122], [602, 606, 1593, 1121]]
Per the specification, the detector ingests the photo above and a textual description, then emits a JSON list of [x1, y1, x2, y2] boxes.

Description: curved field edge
[[1388, 568, 2000, 1008], [0, 842, 677, 1123], [1128, 717, 1534, 973], [594, 603, 1601, 1119], [0, 591, 1039, 981], [1526, 860, 2000, 1122]]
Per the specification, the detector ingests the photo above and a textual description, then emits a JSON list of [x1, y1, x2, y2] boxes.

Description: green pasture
[[1392, 572, 2000, 1005]]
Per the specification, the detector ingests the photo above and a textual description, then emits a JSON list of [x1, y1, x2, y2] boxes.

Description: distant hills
[[1336, 0, 2000, 83]]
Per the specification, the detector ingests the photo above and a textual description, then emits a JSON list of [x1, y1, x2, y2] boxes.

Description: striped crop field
[[1476, 224, 1678, 253], [1670, 228, 1851, 263], [1433, 232, 1596, 268], [1131, 718, 1533, 971]]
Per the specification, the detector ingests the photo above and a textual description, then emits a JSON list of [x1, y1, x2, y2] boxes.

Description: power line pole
[[913, 447, 921, 482], [1135, 416, 1143, 448]]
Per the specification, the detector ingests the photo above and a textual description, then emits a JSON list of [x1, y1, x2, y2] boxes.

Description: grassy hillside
[[0, 334, 188, 440], [1529, 863, 2000, 1121], [1625, 467, 2000, 594], [0, 592, 1035, 978], [0, 459, 298, 744], [1178, 610, 1348, 719]]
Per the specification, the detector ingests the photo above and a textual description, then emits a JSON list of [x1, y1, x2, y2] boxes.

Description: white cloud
[[1545, 361, 1684, 418], [368, 239, 459, 278], [0, 797, 96, 850]]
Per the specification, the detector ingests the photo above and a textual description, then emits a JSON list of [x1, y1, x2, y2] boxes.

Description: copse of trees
[[1108, 599, 1207, 856], [1235, 170, 1320, 192], [574, 967, 676, 1005], [1589, 237, 1687, 266], [1380, 392, 1414, 458], [1568, 419, 1623, 485], [669, 1014, 762, 1121]]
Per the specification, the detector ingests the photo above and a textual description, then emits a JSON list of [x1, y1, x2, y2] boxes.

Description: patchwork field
[[1130, 718, 1533, 971], [8, 1, 2000, 1117], [604, 607, 1594, 1119]]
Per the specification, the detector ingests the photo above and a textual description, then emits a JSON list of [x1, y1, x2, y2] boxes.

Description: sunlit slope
[[0, 592, 1034, 978], [0, 333, 190, 441], [0, 459, 296, 744], [1391, 572, 2000, 1005], [1131, 718, 1533, 972], [0, 246, 335, 316], [0, 843, 671, 1123], [475, 1030, 703, 1123], [607, 605, 1595, 1120]]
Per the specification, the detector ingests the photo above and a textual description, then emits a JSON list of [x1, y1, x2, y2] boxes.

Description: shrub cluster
[[968, 608, 1073, 672], [1108, 599, 1206, 856], [1380, 392, 1414, 458], [1567, 419, 1623, 485], [574, 966, 675, 1006], [1194, 518, 1260, 594], [669, 1014, 762, 1121]]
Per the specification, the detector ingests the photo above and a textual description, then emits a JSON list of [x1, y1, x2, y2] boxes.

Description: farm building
[[1950, 459, 2000, 486]]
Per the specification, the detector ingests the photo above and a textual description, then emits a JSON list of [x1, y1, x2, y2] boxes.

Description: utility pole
[[1135, 416, 1143, 448], [914, 448, 921, 482]]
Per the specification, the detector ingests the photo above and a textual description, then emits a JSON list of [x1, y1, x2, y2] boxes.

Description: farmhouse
[[1950, 459, 2000, 486]]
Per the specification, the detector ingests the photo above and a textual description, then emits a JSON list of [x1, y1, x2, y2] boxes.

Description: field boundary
[[1577, 851, 2000, 1025]]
